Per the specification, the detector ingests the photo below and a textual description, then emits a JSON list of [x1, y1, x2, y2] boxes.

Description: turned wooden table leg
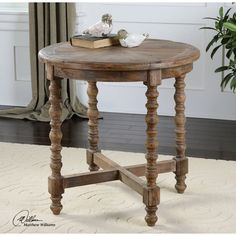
[[144, 70, 161, 227], [174, 75, 188, 194], [47, 65, 64, 215], [86, 81, 100, 171]]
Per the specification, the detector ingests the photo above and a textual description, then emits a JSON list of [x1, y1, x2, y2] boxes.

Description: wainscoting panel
[[0, 11, 31, 106]]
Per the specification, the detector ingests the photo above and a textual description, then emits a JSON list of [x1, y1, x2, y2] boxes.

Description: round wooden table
[[39, 39, 200, 227]]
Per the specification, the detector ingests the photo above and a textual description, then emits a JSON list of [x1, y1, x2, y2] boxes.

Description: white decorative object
[[117, 29, 149, 48], [83, 14, 112, 37]]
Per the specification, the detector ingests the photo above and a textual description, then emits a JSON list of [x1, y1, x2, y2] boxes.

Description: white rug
[[0, 142, 236, 233]]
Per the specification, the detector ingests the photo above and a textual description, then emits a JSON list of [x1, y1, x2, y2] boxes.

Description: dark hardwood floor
[[0, 110, 235, 161]]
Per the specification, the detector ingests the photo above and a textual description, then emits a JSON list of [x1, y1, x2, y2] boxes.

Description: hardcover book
[[70, 34, 120, 49]]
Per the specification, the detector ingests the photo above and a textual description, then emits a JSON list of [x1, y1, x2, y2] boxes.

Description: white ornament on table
[[117, 29, 149, 48], [83, 14, 113, 37]]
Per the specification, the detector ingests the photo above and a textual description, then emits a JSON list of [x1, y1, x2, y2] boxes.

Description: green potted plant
[[201, 6, 236, 92]]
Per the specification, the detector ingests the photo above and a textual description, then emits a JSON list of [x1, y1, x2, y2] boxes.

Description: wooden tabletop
[[39, 39, 200, 71]]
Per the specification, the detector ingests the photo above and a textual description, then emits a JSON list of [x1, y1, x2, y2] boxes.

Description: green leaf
[[229, 59, 236, 66], [200, 26, 217, 31], [224, 22, 236, 31], [230, 75, 236, 91], [232, 40, 236, 48], [218, 20, 223, 29], [222, 34, 231, 38], [224, 8, 231, 20], [219, 7, 224, 18], [203, 17, 219, 20], [211, 45, 222, 59], [226, 43, 233, 49], [215, 66, 229, 72], [206, 35, 219, 52], [226, 49, 233, 59], [221, 36, 230, 44], [220, 73, 233, 88]]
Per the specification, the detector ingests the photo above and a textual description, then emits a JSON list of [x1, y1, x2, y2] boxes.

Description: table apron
[[54, 67, 148, 82], [53, 63, 193, 82]]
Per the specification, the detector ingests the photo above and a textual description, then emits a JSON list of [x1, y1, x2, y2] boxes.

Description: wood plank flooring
[[0, 111, 235, 161]]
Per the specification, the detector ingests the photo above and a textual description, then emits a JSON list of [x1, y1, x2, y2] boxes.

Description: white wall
[[0, 3, 235, 120], [76, 2, 236, 121]]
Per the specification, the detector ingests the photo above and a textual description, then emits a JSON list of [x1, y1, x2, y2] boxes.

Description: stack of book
[[70, 34, 120, 49]]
